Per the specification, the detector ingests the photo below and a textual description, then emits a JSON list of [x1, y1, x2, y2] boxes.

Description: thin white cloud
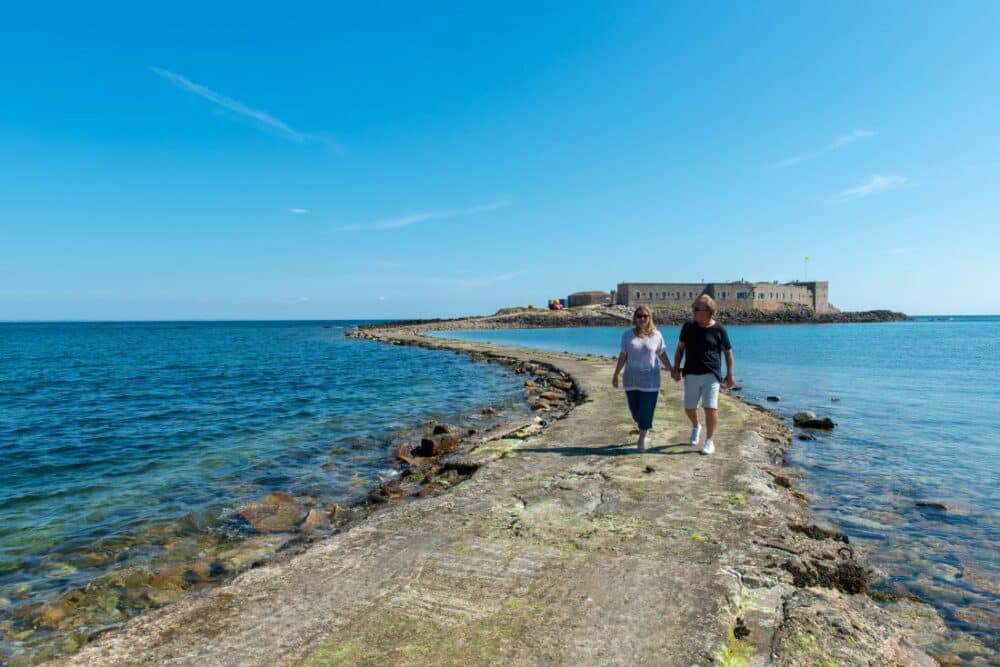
[[373, 260, 403, 270], [333, 199, 511, 232], [772, 129, 877, 169], [289, 208, 309, 214], [367, 270, 522, 290], [830, 174, 910, 202], [152, 67, 344, 154]]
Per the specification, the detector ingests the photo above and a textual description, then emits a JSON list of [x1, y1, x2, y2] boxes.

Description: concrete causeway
[[58, 332, 939, 666]]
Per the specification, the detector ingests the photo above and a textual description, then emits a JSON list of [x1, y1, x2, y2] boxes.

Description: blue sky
[[2, 2, 998, 319]]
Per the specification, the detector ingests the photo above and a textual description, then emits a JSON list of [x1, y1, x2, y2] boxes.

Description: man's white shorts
[[684, 373, 720, 410]]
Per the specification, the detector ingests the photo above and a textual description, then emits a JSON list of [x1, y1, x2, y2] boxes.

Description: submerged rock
[[767, 395, 782, 402], [915, 501, 949, 511], [238, 492, 305, 533], [302, 509, 331, 532]]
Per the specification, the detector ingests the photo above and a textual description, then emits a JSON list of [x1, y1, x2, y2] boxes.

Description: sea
[[0, 317, 996, 663], [429, 316, 999, 660], [0, 321, 531, 664]]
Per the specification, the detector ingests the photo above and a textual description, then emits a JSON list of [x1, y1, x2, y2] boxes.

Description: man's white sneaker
[[689, 425, 702, 446], [700, 439, 715, 455]]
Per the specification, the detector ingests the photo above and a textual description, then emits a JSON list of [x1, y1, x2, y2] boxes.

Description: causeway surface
[[58, 332, 936, 666]]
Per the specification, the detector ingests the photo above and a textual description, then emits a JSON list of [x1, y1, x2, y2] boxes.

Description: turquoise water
[[0, 321, 529, 662], [430, 317, 999, 655]]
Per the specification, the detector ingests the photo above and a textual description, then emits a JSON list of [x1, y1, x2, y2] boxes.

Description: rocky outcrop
[[351, 303, 909, 334]]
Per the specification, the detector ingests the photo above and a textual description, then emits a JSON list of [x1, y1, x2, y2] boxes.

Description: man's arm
[[723, 349, 735, 388], [671, 342, 685, 381]]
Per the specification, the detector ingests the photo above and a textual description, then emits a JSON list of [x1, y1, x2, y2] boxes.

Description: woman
[[612, 306, 674, 451]]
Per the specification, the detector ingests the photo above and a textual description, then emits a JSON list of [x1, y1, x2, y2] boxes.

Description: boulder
[[390, 441, 419, 464], [413, 433, 460, 457], [378, 479, 405, 499], [238, 492, 305, 533], [540, 390, 566, 402], [793, 411, 836, 430], [549, 378, 573, 391], [766, 395, 781, 402]]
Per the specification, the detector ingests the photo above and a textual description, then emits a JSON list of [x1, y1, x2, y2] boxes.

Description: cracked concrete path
[[59, 341, 776, 666]]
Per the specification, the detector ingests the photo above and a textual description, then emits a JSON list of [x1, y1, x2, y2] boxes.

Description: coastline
[[51, 322, 945, 666], [358, 303, 910, 333]]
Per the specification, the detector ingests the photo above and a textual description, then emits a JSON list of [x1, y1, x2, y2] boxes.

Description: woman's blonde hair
[[632, 305, 656, 335]]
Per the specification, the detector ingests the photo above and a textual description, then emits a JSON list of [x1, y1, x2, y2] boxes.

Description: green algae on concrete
[[299, 597, 549, 666]]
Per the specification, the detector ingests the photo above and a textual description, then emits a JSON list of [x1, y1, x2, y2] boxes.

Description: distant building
[[615, 281, 830, 313], [567, 290, 611, 307]]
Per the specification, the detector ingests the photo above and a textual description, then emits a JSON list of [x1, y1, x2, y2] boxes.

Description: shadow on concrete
[[518, 443, 700, 457]]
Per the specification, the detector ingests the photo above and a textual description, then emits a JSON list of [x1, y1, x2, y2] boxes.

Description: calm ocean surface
[[431, 317, 999, 656], [0, 321, 529, 663]]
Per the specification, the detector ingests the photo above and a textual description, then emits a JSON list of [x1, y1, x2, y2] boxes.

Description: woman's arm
[[612, 352, 627, 388], [658, 351, 674, 374]]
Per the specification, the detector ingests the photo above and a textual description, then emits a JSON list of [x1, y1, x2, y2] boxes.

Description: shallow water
[[430, 317, 999, 658], [0, 321, 530, 662]]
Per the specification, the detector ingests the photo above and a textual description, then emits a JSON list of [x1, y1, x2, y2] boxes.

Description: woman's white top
[[620, 329, 665, 391]]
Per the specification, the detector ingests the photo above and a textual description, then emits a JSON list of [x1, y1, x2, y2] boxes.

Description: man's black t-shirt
[[680, 321, 732, 382]]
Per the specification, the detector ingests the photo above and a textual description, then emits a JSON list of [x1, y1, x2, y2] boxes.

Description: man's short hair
[[695, 294, 717, 315]]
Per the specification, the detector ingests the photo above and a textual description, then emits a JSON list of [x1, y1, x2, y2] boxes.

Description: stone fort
[[612, 280, 831, 313]]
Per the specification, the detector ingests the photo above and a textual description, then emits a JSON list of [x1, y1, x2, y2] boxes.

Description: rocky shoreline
[[49, 321, 956, 666], [2, 347, 575, 665], [356, 303, 909, 333]]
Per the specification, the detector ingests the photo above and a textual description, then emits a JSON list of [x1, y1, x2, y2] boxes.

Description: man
[[670, 295, 734, 455]]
